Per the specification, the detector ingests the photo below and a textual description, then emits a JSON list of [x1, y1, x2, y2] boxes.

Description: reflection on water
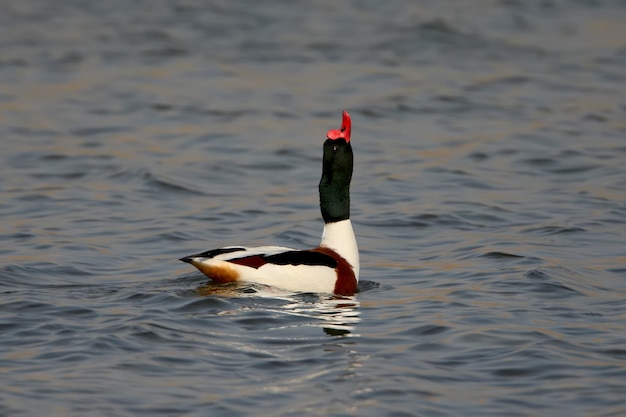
[[196, 283, 361, 336]]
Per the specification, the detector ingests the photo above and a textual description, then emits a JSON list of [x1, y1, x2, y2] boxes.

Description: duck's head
[[319, 111, 353, 223]]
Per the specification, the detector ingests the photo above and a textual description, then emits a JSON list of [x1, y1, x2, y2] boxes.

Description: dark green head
[[319, 111, 353, 223]]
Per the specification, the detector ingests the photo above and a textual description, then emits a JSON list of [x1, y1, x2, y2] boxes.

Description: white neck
[[320, 219, 359, 280]]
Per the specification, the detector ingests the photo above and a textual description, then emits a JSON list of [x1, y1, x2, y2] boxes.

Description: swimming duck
[[180, 111, 359, 295]]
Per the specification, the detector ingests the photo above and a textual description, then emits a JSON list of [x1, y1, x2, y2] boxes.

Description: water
[[2, 1, 626, 416]]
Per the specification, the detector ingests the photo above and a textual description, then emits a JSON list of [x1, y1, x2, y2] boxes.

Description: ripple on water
[[105, 167, 200, 195], [0, 264, 94, 288], [521, 225, 587, 236]]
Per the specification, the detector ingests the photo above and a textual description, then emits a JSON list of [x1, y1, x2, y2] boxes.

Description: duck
[[180, 111, 359, 295]]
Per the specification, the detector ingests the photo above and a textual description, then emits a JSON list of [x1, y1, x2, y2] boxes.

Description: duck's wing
[[180, 245, 295, 263]]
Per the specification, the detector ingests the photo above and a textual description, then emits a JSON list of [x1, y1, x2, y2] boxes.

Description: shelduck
[[180, 111, 359, 295]]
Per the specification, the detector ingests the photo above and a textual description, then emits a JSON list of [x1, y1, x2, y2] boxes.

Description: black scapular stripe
[[264, 251, 337, 268], [195, 247, 246, 258]]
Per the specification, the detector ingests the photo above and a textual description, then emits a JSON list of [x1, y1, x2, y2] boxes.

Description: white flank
[[192, 256, 339, 294], [320, 219, 360, 280], [246, 263, 338, 293]]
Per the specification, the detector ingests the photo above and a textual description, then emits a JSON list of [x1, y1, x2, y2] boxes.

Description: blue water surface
[[1, 1, 626, 416]]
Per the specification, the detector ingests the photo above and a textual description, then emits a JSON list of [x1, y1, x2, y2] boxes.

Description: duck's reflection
[[195, 282, 361, 336], [281, 295, 360, 336]]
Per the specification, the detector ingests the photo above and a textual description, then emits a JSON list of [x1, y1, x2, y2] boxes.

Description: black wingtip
[[179, 256, 194, 264], [180, 247, 246, 264]]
